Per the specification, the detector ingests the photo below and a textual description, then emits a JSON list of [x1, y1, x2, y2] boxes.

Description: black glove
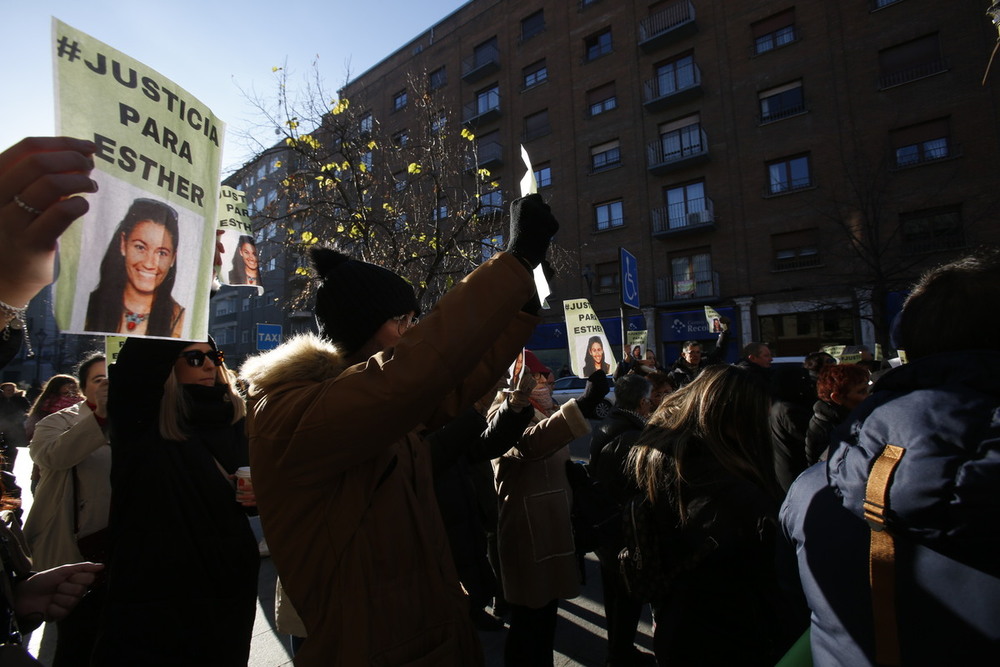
[[506, 194, 559, 269], [576, 371, 610, 419]]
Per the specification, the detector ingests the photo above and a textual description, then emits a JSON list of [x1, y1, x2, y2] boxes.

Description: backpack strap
[[863, 444, 905, 666]]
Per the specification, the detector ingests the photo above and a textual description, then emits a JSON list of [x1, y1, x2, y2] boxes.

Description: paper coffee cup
[[235, 466, 252, 493]]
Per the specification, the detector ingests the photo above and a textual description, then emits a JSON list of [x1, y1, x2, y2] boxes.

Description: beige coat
[[23, 401, 111, 570], [241, 252, 537, 666], [493, 400, 591, 608]]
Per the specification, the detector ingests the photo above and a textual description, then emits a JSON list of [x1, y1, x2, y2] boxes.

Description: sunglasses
[[178, 349, 225, 368]]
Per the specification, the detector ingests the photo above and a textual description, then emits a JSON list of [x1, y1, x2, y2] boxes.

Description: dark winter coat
[[96, 337, 258, 666], [804, 399, 849, 465], [648, 443, 803, 666], [666, 329, 731, 389], [770, 399, 812, 493], [589, 407, 645, 471], [781, 351, 1000, 666]]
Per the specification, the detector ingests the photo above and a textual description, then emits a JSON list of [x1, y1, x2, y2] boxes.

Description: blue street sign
[[256, 323, 282, 351], [619, 247, 640, 310]]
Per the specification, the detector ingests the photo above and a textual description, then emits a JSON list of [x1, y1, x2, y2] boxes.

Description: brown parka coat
[[241, 252, 538, 666]]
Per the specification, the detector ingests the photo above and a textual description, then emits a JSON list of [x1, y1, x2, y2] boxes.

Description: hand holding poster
[[52, 19, 223, 340], [217, 187, 263, 294], [564, 298, 616, 378]]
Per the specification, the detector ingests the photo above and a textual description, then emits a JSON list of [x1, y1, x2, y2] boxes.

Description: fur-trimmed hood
[[240, 333, 348, 395]]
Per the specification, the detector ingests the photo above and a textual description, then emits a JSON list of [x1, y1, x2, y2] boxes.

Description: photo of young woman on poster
[[228, 235, 262, 287], [84, 198, 184, 337], [582, 335, 611, 375]]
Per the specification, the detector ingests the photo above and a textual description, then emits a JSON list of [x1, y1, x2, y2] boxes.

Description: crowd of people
[[0, 134, 997, 667]]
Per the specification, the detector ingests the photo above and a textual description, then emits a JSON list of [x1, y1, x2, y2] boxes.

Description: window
[[878, 33, 945, 88], [753, 9, 796, 55], [586, 82, 617, 116], [523, 109, 551, 141], [215, 299, 236, 316], [392, 129, 409, 147], [473, 37, 498, 69], [658, 115, 704, 162], [900, 206, 964, 255], [429, 66, 447, 90], [264, 222, 278, 240], [595, 261, 620, 294], [266, 257, 277, 272], [891, 118, 951, 167], [767, 154, 811, 194], [521, 10, 545, 41], [432, 200, 448, 221], [670, 251, 713, 299], [873, 0, 904, 9], [594, 199, 624, 230], [481, 187, 503, 212], [359, 112, 373, 136], [477, 84, 500, 115], [662, 181, 709, 230], [241, 297, 250, 312], [523, 60, 548, 89], [772, 229, 821, 271], [534, 163, 552, 188], [758, 81, 805, 122], [393, 172, 406, 192], [585, 28, 613, 61], [591, 140, 621, 172], [393, 89, 408, 111], [361, 151, 373, 171], [654, 54, 697, 97], [431, 111, 447, 134], [241, 329, 250, 345], [482, 234, 504, 262]]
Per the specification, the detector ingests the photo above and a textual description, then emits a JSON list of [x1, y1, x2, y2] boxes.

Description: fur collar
[[240, 333, 347, 394]]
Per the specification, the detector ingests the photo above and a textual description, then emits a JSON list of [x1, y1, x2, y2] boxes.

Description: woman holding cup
[[93, 336, 258, 666]]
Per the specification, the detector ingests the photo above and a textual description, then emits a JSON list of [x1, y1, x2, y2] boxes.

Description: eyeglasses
[[394, 314, 419, 333], [178, 349, 225, 367]]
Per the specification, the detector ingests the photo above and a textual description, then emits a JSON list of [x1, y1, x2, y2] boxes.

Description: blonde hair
[[629, 365, 777, 523], [159, 364, 246, 441]]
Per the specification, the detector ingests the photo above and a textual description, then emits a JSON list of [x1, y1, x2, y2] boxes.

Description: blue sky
[[0, 0, 467, 174]]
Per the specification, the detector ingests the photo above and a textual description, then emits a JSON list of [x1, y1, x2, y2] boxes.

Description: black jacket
[[667, 328, 731, 389], [96, 338, 258, 666], [804, 400, 849, 465]]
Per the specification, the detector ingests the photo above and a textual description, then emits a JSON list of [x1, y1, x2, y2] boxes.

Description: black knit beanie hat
[[310, 247, 419, 356]]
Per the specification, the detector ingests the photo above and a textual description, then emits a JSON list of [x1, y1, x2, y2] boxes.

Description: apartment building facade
[[219, 0, 1000, 367]]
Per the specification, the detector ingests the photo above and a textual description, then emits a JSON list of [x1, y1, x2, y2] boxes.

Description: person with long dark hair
[[582, 335, 610, 376], [92, 336, 258, 665], [629, 365, 803, 665], [228, 235, 261, 287], [84, 198, 184, 337]]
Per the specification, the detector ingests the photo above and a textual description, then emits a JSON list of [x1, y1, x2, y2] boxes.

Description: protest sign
[[105, 336, 126, 365], [626, 330, 648, 360], [519, 145, 550, 309], [217, 187, 263, 293], [704, 305, 725, 333], [563, 298, 617, 377], [52, 19, 223, 340]]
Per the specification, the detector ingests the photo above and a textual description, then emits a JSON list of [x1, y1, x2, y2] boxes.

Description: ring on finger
[[13, 194, 44, 217]]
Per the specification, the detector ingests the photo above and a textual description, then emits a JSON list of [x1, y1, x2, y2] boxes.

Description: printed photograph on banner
[[626, 330, 648, 361], [51, 19, 223, 340], [704, 305, 724, 333], [563, 298, 616, 378], [217, 187, 263, 292], [505, 349, 525, 393]]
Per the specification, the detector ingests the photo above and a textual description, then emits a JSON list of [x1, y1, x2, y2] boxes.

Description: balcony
[[655, 271, 719, 304], [651, 198, 715, 237], [772, 254, 822, 272], [462, 44, 501, 83], [643, 63, 703, 112], [646, 128, 709, 175], [758, 101, 808, 125], [465, 142, 503, 172], [462, 91, 501, 128], [638, 1, 697, 53], [878, 58, 949, 89]]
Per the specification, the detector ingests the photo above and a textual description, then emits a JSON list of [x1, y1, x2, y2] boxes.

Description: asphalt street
[[19, 422, 652, 666]]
